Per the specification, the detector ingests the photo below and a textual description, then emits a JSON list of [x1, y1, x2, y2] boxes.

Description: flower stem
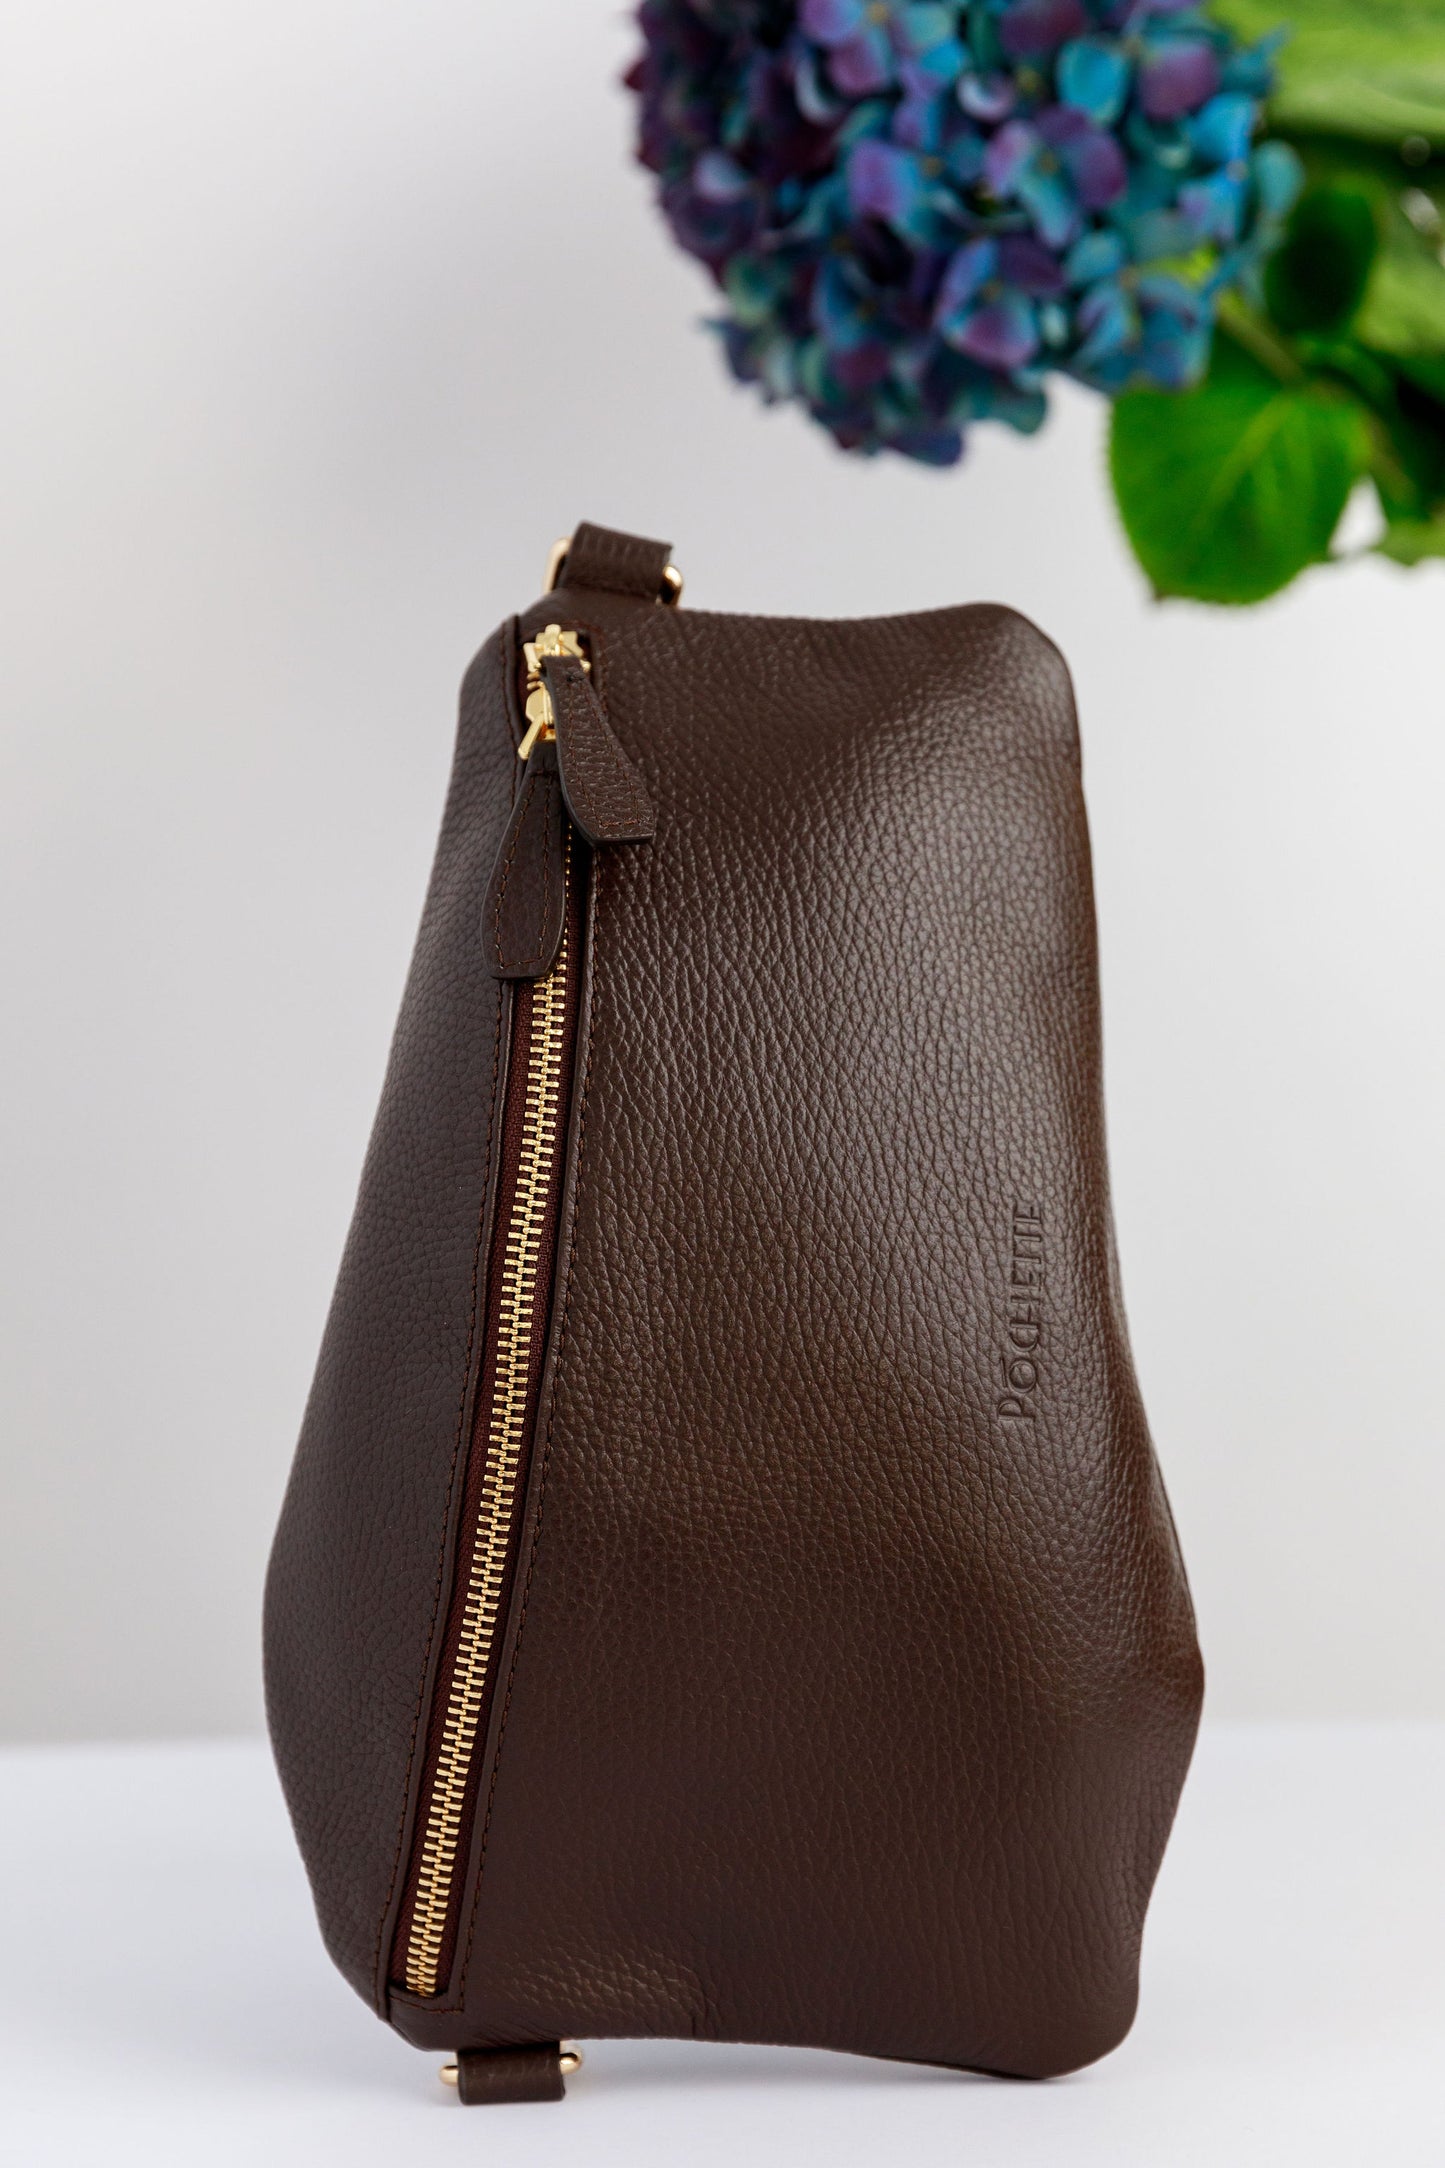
[[1216, 294, 1303, 385]]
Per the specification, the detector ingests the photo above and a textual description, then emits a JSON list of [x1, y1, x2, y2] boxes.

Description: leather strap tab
[[559, 521, 673, 601], [544, 656, 656, 845], [455, 2041, 567, 2105], [482, 739, 568, 979]]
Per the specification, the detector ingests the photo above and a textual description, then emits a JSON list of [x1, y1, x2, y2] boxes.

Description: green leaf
[[1398, 352, 1445, 400], [1367, 383, 1445, 518], [1263, 143, 1445, 363], [1376, 509, 1445, 558], [1265, 184, 1379, 333], [1109, 334, 1372, 604], [1210, 0, 1445, 149], [1356, 211, 1445, 354]]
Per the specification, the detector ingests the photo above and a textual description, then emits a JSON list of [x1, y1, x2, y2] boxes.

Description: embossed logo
[[998, 1202, 1044, 1422]]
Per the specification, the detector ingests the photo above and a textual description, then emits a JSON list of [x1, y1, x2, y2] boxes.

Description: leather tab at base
[[455, 2041, 566, 2105], [559, 521, 673, 601]]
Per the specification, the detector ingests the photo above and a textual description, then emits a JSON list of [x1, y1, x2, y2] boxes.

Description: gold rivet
[[439, 2060, 459, 2087], [559, 2043, 584, 2076]]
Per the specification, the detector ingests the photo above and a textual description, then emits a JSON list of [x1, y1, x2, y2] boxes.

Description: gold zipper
[[394, 542, 677, 2000], [516, 625, 589, 761], [400, 842, 574, 1998]]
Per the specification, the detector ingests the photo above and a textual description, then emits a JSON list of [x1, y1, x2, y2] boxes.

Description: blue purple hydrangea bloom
[[628, 0, 1300, 462]]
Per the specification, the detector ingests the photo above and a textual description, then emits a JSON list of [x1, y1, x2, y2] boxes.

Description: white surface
[[1, 1727, 1442, 2167], [2, 0, 1444, 1740]]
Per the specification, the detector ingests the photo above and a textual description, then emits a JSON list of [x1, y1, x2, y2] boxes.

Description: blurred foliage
[[1111, 0, 1445, 600], [1213, 0, 1445, 144]]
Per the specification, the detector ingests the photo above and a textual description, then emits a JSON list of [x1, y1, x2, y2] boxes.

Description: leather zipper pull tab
[[542, 655, 656, 847], [482, 737, 568, 981]]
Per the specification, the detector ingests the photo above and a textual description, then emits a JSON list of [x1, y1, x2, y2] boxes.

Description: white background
[[2, 0, 1442, 1743]]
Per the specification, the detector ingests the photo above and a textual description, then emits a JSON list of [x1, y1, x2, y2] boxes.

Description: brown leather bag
[[265, 522, 1203, 2106]]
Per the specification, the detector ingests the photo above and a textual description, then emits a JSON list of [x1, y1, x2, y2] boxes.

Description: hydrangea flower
[[627, 0, 1300, 463]]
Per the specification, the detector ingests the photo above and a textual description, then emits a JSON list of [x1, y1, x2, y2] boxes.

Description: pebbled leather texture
[[266, 539, 1203, 2077], [483, 739, 568, 980], [560, 520, 673, 601], [264, 618, 522, 2010], [546, 655, 655, 846]]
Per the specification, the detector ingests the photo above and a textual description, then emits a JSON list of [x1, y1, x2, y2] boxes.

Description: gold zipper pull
[[516, 622, 656, 847], [490, 618, 652, 979], [517, 625, 588, 762]]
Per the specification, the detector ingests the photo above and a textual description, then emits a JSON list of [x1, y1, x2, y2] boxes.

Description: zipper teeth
[[401, 887, 573, 1998]]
